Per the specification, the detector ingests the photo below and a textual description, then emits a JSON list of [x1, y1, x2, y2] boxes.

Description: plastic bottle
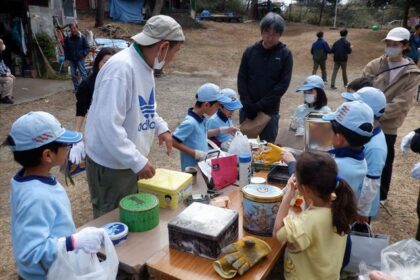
[[239, 153, 252, 187]]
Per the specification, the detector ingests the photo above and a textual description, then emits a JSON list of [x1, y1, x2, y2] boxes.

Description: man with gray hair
[[237, 12, 293, 142], [82, 15, 185, 217]]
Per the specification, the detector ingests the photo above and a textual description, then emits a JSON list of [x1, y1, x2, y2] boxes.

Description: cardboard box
[[168, 202, 239, 259], [138, 168, 192, 209]]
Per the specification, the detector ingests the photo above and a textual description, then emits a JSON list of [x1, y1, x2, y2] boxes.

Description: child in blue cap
[[342, 87, 387, 224], [322, 100, 374, 269], [207, 88, 242, 151], [322, 101, 374, 195], [4, 111, 106, 280], [290, 75, 331, 136], [172, 83, 237, 171]]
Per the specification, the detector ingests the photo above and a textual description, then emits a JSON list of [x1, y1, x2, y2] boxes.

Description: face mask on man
[[385, 47, 402, 58], [153, 46, 169, 70], [304, 93, 316, 104]]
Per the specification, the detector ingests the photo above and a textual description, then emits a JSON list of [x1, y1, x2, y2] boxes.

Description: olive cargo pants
[[86, 156, 138, 218]]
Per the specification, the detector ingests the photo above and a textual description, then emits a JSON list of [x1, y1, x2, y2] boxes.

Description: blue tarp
[[95, 38, 130, 50], [109, 0, 144, 24]]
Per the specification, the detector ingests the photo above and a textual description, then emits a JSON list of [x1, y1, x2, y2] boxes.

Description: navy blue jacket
[[237, 41, 293, 115], [75, 72, 97, 116], [407, 34, 420, 62], [311, 38, 331, 61], [64, 33, 90, 62], [331, 38, 352, 62]]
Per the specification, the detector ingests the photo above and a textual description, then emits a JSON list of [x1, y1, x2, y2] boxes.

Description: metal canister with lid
[[304, 112, 333, 152], [119, 193, 160, 232], [242, 184, 283, 236]]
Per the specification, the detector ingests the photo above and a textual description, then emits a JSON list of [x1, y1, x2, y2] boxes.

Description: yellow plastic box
[[138, 168, 193, 209]]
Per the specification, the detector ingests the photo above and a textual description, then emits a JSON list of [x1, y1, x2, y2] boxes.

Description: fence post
[[333, 0, 338, 28]]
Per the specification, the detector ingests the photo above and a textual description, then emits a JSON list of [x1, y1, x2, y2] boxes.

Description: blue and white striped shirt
[[0, 58, 10, 76]]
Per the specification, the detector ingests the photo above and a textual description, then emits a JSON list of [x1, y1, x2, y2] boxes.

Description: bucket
[[242, 184, 283, 236]]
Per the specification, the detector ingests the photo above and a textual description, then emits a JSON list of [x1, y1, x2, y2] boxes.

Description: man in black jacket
[[330, 29, 352, 90], [64, 23, 90, 92], [237, 12, 293, 142]]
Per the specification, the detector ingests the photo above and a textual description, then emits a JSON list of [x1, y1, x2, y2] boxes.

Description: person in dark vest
[[311, 31, 331, 83], [330, 29, 352, 90]]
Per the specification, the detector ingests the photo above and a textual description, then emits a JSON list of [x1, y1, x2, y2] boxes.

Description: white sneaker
[[380, 199, 387, 206]]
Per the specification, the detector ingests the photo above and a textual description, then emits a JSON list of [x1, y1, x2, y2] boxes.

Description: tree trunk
[[249, 0, 258, 20], [95, 0, 105, 27], [318, 0, 325, 26], [402, 0, 410, 28], [152, 0, 165, 16]]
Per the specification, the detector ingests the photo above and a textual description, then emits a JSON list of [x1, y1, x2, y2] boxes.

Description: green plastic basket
[[119, 193, 160, 232]]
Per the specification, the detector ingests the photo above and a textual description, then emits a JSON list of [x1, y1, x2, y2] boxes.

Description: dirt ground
[[0, 18, 419, 279]]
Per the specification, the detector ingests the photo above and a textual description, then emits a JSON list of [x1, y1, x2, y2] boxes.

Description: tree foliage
[[366, 0, 420, 27]]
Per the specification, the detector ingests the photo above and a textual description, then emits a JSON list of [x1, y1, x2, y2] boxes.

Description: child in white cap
[[207, 88, 242, 151], [291, 75, 331, 136], [4, 111, 106, 280], [342, 87, 387, 226], [172, 83, 237, 171]]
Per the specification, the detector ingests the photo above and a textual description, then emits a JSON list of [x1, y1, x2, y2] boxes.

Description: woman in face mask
[[362, 27, 420, 205], [289, 75, 331, 137]]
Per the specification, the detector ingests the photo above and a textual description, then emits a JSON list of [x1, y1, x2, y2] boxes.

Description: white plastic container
[[239, 154, 252, 187], [102, 222, 129, 246]]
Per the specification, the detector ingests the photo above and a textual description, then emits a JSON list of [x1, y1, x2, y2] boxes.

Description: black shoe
[[330, 86, 337, 90], [0, 96, 14, 104]]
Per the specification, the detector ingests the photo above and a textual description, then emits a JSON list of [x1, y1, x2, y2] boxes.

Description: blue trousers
[[70, 60, 87, 91], [240, 109, 280, 143]]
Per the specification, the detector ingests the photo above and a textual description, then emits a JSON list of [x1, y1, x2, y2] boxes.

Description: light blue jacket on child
[[10, 170, 75, 280], [329, 147, 368, 200], [173, 108, 208, 171], [207, 110, 234, 144]]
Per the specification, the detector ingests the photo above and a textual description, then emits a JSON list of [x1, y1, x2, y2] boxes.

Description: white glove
[[295, 127, 305, 137], [219, 126, 230, 134], [401, 131, 415, 155], [72, 227, 105, 254], [194, 149, 207, 161], [411, 162, 420, 179], [69, 141, 86, 164]]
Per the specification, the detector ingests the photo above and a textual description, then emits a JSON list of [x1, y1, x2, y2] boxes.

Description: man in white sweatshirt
[[83, 15, 185, 218]]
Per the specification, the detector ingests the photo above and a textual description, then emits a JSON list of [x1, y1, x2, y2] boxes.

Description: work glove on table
[[69, 141, 86, 164], [222, 236, 272, 276], [71, 227, 106, 254], [213, 255, 238, 279], [254, 143, 284, 164]]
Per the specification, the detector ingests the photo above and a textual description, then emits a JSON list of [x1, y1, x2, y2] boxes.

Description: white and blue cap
[[296, 75, 324, 92], [341, 87, 386, 118], [220, 88, 243, 111], [322, 101, 374, 137], [9, 111, 82, 151], [196, 83, 230, 103]]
